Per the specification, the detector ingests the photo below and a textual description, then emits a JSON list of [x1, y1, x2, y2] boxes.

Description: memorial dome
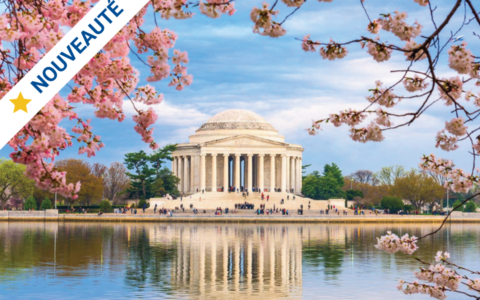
[[197, 109, 277, 132]]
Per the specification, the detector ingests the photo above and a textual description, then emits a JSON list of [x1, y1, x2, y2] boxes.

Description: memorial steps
[[149, 192, 344, 211]]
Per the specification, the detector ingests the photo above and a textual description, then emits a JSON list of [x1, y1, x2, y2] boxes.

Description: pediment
[[203, 135, 288, 148]]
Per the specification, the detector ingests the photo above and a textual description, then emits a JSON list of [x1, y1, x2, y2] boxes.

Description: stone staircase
[[149, 191, 341, 212]]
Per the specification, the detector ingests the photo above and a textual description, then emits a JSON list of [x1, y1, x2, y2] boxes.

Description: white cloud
[[123, 100, 210, 127]]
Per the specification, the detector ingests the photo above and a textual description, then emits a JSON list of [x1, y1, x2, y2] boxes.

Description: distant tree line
[[0, 144, 180, 210], [302, 164, 479, 212]]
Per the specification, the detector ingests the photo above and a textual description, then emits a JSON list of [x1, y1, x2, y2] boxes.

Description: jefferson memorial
[[171, 109, 304, 194]]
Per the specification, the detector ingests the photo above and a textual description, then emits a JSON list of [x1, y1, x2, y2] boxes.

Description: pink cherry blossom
[[377, 11, 422, 41], [445, 117, 467, 136], [404, 75, 429, 92], [250, 3, 286, 38], [366, 40, 392, 62], [448, 42, 475, 75], [320, 40, 348, 60], [403, 40, 428, 61], [281, 0, 305, 8], [435, 130, 459, 151], [438, 77, 463, 105], [413, 0, 429, 6], [367, 20, 381, 34], [350, 122, 384, 143], [366, 81, 400, 107]]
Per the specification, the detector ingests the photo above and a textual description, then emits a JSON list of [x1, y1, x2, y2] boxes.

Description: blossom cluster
[[374, 231, 418, 254], [281, 0, 305, 8], [365, 40, 392, 62], [350, 122, 385, 143], [301, 35, 318, 52], [133, 108, 160, 150], [448, 42, 477, 77], [366, 81, 400, 107], [435, 130, 459, 152], [467, 279, 480, 292], [319, 40, 348, 60], [445, 117, 467, 136], [329, 109, 367, 127], [465, 91, 480, 107], [375, 109, 393, 127], [413, 0, 429, 6], [398, 281, 447, 300], [199, 0, 236, 19], [377, 11, 422, 41], [438, 77, 463, 105], [301, 36, 348, 60], [403, 40, 427, 61], [404, 75, 429, 92], [414, 264, 462, 291], [395, 251, 480, 300], [8, 96, 88, 198], [367, 20, 381, 34], [250, 3, 286, 38], [419, 154, 476, 193], [151, 0, 193, 20]]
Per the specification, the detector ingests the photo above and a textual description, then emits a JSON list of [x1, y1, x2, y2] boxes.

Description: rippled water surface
[[0, 222, 479, 300]]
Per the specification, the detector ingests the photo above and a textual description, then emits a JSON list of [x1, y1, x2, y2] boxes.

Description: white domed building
[[171, 109, 304, 194]]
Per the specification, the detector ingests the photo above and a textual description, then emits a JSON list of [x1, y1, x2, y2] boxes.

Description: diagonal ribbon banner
[[0, 0, 151, 149]]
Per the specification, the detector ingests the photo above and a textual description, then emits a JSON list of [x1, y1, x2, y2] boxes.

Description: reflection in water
[[0, 223, 479, 299], [149, 226, 303, 298]]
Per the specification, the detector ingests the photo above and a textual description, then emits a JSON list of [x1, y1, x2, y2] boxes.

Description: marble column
[[200, 154, 206, 191], [190, 156, 195, 193], [211, 153, 217, 192], [235, 154, 241, 190], [247, 154, 253, 192], [172, 158, 176, 176], [281, 155, 287, 192], [233, 156, 237, 188], [241, 157, 245, 189], [178, 156, 183, 192], [297, 157, 302, 193], [270, 154, 275, 192], [290, 157, 295, 194], [286, 155, 290, 192], [183, 156, 189, 193], [223, 154, 229, 192], [259, 154, 264, 192]]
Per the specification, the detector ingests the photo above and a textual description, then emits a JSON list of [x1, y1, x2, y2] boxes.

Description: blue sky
[[1, 0, 478, 176]]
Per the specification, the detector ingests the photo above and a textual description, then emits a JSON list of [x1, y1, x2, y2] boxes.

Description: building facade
[[171, 109, 304, 194]]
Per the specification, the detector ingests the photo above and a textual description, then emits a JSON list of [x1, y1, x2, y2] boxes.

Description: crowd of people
[[235, 202, 254, 209]]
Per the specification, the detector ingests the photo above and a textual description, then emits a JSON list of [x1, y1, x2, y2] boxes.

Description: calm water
[[0, 222, 478, 300]]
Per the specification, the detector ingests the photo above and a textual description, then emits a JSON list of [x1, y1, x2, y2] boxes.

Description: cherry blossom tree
[[1, 0, 235, 199]]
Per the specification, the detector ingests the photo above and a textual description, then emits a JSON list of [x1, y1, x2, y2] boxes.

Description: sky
[[1, 0, 479, 176]]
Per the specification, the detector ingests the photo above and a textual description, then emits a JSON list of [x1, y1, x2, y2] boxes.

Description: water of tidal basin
[[0, 223, 478, 300]]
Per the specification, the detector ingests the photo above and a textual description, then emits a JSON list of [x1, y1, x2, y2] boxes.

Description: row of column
[[172, 154, 302, 194], [164, 226, 302, 296]]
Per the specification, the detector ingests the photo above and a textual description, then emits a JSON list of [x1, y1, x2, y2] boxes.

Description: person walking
[[143, 204, 146, 213], [154, 204, 157, 214]]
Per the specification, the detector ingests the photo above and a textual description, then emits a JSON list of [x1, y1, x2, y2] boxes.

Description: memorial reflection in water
[[150, 225, 305, 298]]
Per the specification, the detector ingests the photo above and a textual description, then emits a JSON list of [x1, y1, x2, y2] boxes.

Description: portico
[[171, 110, 304, 194]]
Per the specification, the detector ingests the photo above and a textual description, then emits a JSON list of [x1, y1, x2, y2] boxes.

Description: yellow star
[[10, 92, 31, 113]]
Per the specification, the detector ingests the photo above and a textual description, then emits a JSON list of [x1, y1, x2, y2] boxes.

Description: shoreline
[[1, 214, 479, 223]]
